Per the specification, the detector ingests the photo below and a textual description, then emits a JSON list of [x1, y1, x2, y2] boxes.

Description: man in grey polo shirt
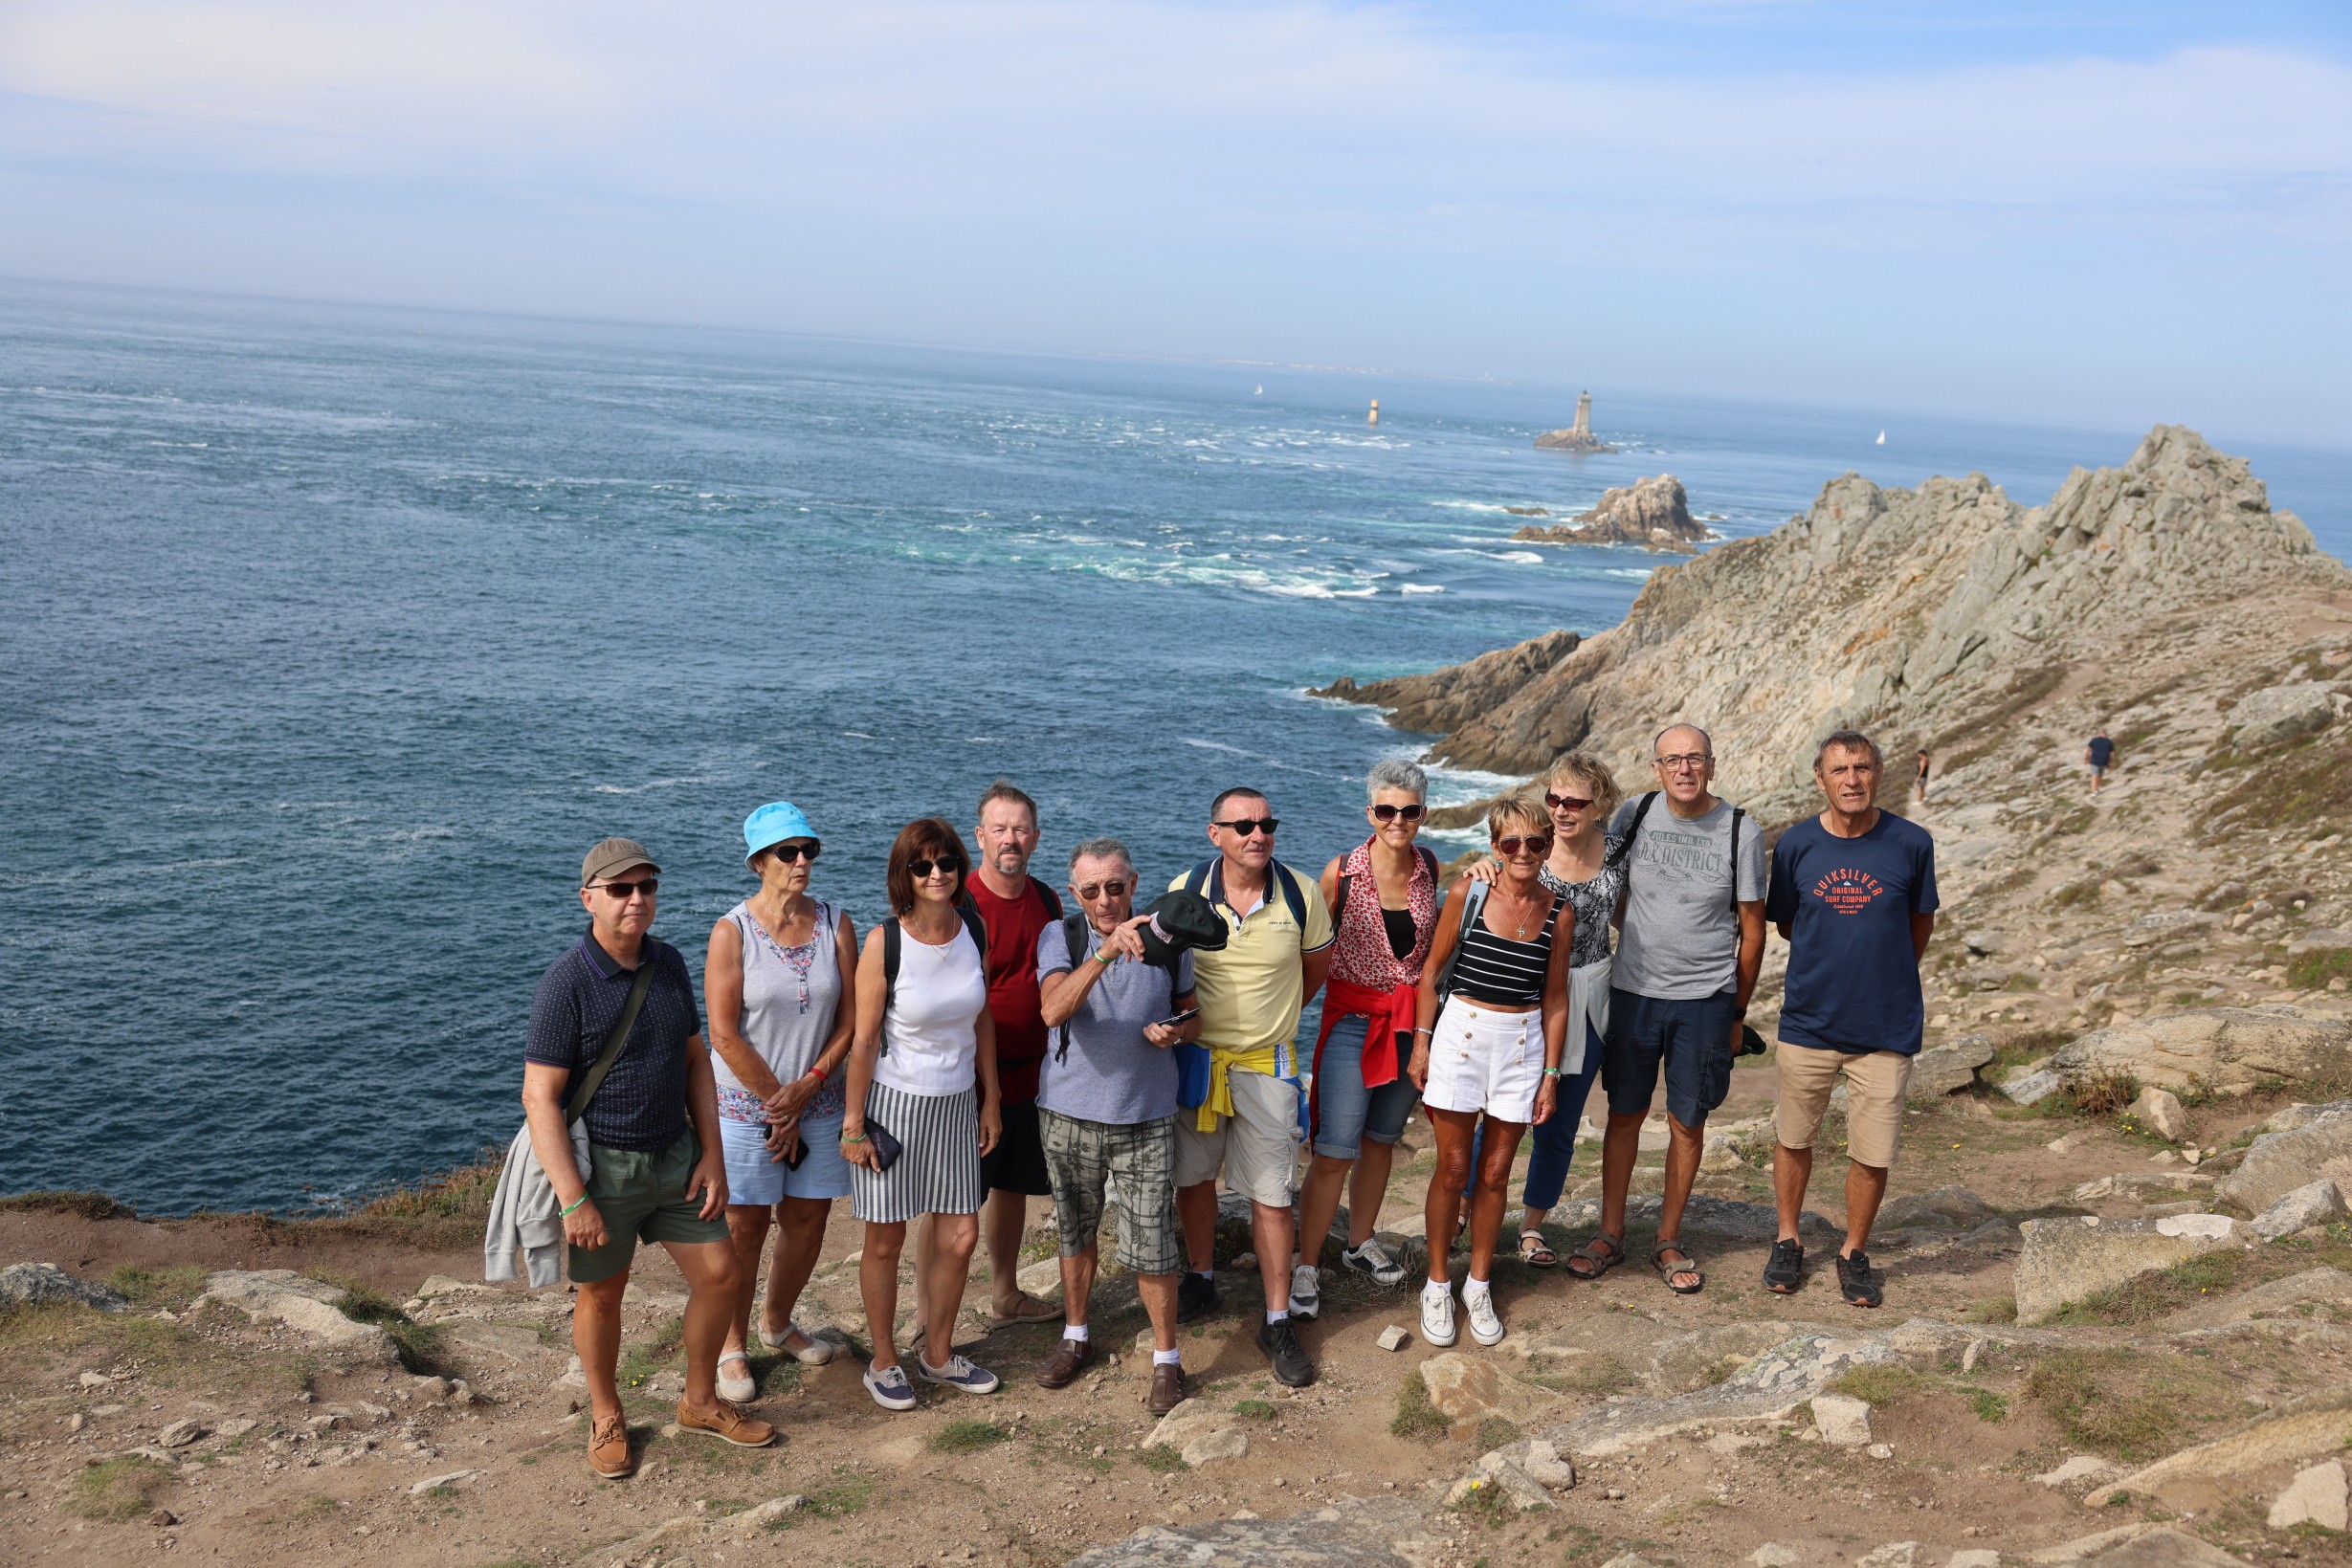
[[1033, 837, 1201, 1415]]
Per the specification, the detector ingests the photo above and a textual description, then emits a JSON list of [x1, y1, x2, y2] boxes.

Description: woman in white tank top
[[838, 818, 1005, 1411]]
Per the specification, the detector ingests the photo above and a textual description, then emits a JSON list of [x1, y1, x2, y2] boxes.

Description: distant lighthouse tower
[[1571, 391, 1593, 441], [1368, 398, 1380, 427], [1534, 389, 1614, 453]]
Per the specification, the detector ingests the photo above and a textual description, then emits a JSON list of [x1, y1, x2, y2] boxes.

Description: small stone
[[78, 1371, 116, 1388], [1604, 1486, 1626, 1500], [1376, 1324, 1409, 1352], [157, 1420, 207, 1448], [1960, 1339, 1986, 1374], [1181, 1428, 1249, 1467], [67, 1413, 85, 1433], [147, 1509, 178, 1527], [1811, 1393, 1873, 1447], [1854, 1545, 1917, 1568], [1519, 1439, 1576, 1490], [1231, 1252, 1256, 1271], [1751, 1545, 1800, 1567], [2034, 1455, 2121, 1488], [2269, 1459, 2350, 1531], [2129, 1087, 2191, 1141], [1866, 1443, 1895, 1460], [1945, 1554, 2001, 1568], [658, 1423, 682, 1439], [216, 1420, 256, 1440]]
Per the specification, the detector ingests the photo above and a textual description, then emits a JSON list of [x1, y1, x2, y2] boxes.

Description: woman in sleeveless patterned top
[[704, 802, 860, 1398], [1295, 760, 1441, 1305], [1461, 752, 1629, 1270]]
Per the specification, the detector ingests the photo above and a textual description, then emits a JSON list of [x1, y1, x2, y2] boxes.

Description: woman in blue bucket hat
[[701, 801, 858, 1401]]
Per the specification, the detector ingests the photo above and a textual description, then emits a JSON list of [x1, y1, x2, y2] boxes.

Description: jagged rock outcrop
[[1513, 475, 1709, 553], [1322, 426, 2345, 816]]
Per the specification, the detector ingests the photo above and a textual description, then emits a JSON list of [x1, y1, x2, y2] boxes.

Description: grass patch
[[103, 1265, 209, 1310], [310, 1271, 455, 1377], [356, 1155, 502, 1223], [1523, 1353, 1634, 1398], [1134, 1444, 1188, 1473], [1232, 1399, 1277, 1421], [617, 1314, 687, 1391], [2022, 1349, 2232, 1460], [1829, 1362, 1931, 1407], [1474, 1416, 1521, 1451], [2046, 1250, 2246, 1325], [2069, 1071, 2139, 1119], [1962, 1295, 2018, 1324], [71, 1457, 173, 1521], [929, 1419, 1010, 1454], [2291, 948, 2352, 989], [0, 1191, 136, 1220], [1964, 1387, 2009, 1423], [2052, 880, 2103, 911], [797, 1471, 876, 1520], [2208, 739, 2352, 833], [1391, 1369, 1449, 1442]]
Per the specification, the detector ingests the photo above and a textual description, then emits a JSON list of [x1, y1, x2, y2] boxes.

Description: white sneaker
[[1420, 1285, 1457, 1347], [1289, 1263, 1321, 1320], [1341, 1238, 1408, 1288], [1463, 1286, 1505, 1347]]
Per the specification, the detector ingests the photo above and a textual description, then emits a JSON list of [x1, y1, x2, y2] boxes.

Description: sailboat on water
[[1254, 385, 1264, 396], [1875, 431, 1887, 445]]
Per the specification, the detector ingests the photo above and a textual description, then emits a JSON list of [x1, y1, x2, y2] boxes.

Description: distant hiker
[[1566, 723, 1765, 1295], [1409, 794, 1570, 1348], [1293, 760, 1440, 1310], [1462, 752, 1629, 1268], [702, 803, 857, 1403], [2085, 729, 2117, 794], [1170, 786, 1334, 1388], [1914, 748, 1931, 806], [519, 837, 774, 1479], [840, 819, 1004, 1411], [1763, 732, 1939, 1308], [1032, 837, 1201, 1412]]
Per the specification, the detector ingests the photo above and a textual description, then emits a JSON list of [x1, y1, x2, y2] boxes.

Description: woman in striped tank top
[[1406, 794, 1572, 1349]]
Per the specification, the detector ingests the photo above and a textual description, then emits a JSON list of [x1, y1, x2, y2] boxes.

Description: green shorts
[[569, 1132, 729, 1284]]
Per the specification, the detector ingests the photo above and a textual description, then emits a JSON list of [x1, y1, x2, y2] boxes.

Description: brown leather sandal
[[1564, 1232, 1625, 1281]]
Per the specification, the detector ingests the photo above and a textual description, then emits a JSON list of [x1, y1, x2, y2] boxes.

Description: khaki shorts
[[1775, 1045, 1913, 1170], [570, 1133, 730, 1284], [1173, 1067, 1300, 1208]]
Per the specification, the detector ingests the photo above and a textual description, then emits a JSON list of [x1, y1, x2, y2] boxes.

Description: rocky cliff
[[1511, 474, 1709, 553], [1323, 425, 2346, 819]]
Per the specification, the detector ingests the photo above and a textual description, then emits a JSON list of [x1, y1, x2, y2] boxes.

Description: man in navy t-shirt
[[1761, 731, 1938, 1309], [2085, 729, 2117, 795]]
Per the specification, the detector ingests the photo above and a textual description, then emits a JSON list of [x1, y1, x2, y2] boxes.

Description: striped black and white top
[[1450, 894, 1563, 1007]]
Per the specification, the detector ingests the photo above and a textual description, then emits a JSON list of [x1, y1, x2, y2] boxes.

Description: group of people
[[503, 728, 1940, 1480]]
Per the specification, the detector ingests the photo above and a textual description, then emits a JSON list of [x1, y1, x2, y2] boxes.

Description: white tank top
[[872, 921, 987, 1097]]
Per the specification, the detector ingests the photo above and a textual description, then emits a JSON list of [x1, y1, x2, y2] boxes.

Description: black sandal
[[1653, 1240, 1704, 1295], [1564, 1232, 1625, 1281]]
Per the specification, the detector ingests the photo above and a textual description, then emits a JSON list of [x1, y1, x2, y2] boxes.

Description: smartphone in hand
[[1156, 1006, 1202, 1029]]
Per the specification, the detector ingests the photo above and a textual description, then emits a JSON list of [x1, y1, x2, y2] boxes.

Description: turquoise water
[[4, 279, 2343, 1214]]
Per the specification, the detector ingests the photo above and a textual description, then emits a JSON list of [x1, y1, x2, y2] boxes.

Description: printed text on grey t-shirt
[[1609, 796, 1766, 1001]]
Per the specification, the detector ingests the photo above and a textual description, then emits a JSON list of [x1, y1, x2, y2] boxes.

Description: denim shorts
[[720, 1103, 853, 1206], [1602, 986, 1738, 1129], [1311, 1011, 1421, 1159]]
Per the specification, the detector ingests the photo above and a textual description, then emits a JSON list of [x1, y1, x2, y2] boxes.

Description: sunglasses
[[908, 857, 962, 879], [764, 842, 820, 864], [1493, 835, 1553, 857], [592, 877, 659, 899], [1370, 803, 1426, 823], [1212, 817, 1280, 836], [1076, 880, 1130, 900], [1542, 792, 1594, 811]]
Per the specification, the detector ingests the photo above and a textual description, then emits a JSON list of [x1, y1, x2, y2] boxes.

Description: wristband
[[840, 1131, 866, 1142], [804, 1065, 826, 1081], [1542, 1067, 1563, 1077], [1411, 1027, 1433, 1036], [559, 1195, 588, 1218], [1095, 946, 1117, 965]]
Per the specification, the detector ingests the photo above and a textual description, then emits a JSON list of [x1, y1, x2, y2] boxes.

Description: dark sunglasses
[[1076, 880, 1130, 900], [1542, 791, 1594, 811], [764, 842, 821, 864], [592, 877, 659, 899], [1370, 803, 1426, 823], [908, 857, 962, 879], [1212, 817, 1280, 836], [1494, 835, 1553, 856]]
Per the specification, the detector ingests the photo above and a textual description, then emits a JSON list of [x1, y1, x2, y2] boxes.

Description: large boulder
[[2249, 1178, 2347, 1240], [2050, 1010, 2352, 1097], [2227, 682, 2339, 748], [1911, 1035, 1997, 1097], [1512, 475, 1709, 553], [1543, 1334, 1897, 1456], [0, 1263, 128, 1314], [2012, 1215, 2246, 1324], [2087, 1388, 2352, 1509], [1419, 1353, 1570, 1427], [191, 1269, 397, 1358], [2215, 1105, 2352, 1213], [2161, 1266, 2352, 1331]]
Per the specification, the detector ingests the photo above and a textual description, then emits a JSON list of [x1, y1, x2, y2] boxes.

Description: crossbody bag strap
[[566, 958, 658, 1125]]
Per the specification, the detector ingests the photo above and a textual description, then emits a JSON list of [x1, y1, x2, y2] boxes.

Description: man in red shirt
[[963, 780, 1065, 1324]]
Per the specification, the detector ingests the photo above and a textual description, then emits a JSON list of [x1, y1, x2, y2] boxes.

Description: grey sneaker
[[1341, 1238, 1408, 1288], [916, 1352, 1002, 1395], [863, 1361, 918, 1412], [1289, 1263, 1321, 1320]]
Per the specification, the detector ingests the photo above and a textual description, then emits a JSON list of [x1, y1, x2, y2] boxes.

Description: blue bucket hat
[[743, 801, 818, 866]]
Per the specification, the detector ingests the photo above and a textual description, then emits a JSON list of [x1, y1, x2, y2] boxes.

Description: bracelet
[[840, 1131, 866, 1142], [1094, 946, 1117, 965], [1542, 1067, 1564, 1077], [1411, 1027, 1433, 1036], [804, 1065, 826, 1081], [559, 1195, 588, 1218]]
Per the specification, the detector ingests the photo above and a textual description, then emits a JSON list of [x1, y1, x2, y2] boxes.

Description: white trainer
[[1420, 1285, 1457, 1347], [1463, 1286, 1505, 1347]]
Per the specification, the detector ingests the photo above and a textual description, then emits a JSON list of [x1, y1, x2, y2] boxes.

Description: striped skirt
[[850, 1082, 984, 1224]]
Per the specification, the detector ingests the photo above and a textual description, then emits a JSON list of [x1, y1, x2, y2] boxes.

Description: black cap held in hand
[[1137, 890, 1229, 966]]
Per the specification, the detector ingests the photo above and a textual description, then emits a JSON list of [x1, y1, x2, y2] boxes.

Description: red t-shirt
[[966, 875, 1055, 1105]]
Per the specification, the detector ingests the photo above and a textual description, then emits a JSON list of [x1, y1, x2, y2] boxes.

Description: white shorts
[[1422, 998, 1543, 1124], [1173, 1066, 1301, 1208]]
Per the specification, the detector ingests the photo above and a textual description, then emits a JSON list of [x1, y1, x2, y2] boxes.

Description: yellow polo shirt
[[1172, 859, 1334, 1109]]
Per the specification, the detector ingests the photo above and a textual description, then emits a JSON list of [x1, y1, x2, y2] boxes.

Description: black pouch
[[866, 1117, 903, 1173]]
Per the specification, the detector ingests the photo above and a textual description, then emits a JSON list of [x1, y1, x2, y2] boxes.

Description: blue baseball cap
[[743, 801, 818, 865]]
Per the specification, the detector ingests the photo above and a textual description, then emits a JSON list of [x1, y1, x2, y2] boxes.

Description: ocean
[[4, 278, 2344, 1216]]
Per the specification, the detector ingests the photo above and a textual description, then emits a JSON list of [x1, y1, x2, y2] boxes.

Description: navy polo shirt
[[524, 930, 703, 1151]]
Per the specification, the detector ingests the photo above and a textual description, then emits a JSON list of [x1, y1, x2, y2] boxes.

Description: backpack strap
[[1054, 913, 1092, 1063], [1431, 879, 1490, 1009], [1271, 861, 1308, 928], [1033, 880, 1064, 921], [880, 917, 902, 1052], [1728, 806, 1747, 914], [1605, 791, 1659, 871], [1185, 857, 1217, 900]]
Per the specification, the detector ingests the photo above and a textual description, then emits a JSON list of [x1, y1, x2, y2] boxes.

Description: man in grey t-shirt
[[1032, 837, 1200, 1414], [1564, 724, 1765, 1296]]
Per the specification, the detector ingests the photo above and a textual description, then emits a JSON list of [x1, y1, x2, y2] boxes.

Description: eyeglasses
[[1494, 835, 1552, 856], [908, 857, 962, 879], [591, 878, 659, 899], [1212, 817, 1280, 836], [1076, 880, 1130, 900], [765, 843, 820, 863], [1655, 752, 1713, 771], [1370, 803, 1426, 823], [1542, 792, 1593, 811]]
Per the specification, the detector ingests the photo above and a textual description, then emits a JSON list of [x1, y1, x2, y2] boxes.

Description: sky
[[1, 1, 2347, 445]]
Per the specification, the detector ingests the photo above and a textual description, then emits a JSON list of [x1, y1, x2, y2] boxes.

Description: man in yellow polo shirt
[[1170, 787, 1334, 1387]]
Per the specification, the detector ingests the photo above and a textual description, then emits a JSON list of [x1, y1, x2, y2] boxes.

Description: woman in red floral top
[[1289, 760, 1442, 1310]]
